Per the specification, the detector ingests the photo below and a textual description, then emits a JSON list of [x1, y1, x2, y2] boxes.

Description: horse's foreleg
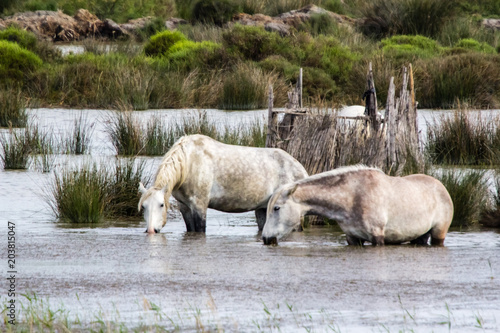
[[255, 208, 267, 231], [192, 209, 206, 233], [179, 202, 195, 232], [346, 234, 365, 246]]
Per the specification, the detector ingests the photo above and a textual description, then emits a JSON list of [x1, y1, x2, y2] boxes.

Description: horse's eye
[[141, 205, 145, 211], [160, 203, 164, 208], [274, 206, 280, 211]]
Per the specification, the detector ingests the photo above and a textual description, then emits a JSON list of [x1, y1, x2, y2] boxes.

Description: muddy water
[[1, 108, 500, 332]]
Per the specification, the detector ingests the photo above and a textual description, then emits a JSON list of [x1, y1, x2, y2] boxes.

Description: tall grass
[[25, 121, 57, 172], [435, 169, 490, 228], [426, 110, 500, 165], [63, 113, 94, 155], [480, 169, 500, 228], [48, 158, 146, 223], [107, 112, 144, 156], [0, 129, 31, 170], [0, 88, 27, 128]]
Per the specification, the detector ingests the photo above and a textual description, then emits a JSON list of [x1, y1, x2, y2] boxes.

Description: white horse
[[262, 165, 453, 246], [138, 134, 308, 233]]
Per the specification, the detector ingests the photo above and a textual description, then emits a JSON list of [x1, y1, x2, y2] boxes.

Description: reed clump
[[0, 128, 31, 170], [63, 113, 94, 155], [426, 110, 500, 166], [435, 169, 489, 228], [48, 158, 146, 223]]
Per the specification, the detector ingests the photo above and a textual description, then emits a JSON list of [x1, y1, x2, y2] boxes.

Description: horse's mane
[[154, 136, 189, 192], [138, 136, 189, 209]]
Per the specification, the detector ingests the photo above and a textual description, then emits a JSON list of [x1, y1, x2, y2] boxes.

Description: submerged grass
[[48, 158, 146, 223]]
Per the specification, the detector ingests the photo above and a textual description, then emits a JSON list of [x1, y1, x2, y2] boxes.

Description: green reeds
[[0, 128, 31, 170], [0, 88, 27, 128], [63, 113, 94, 155], [25, 121, 57, 172], [107, 111, 267, 156], [436, 169, 489, 228], [48, 158, 146, 223], [426, 110, 500, 166]]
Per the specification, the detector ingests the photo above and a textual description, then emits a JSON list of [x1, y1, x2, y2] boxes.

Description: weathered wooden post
[[386, 77, 396, 168], [266, 84, 277, 148], [299, 67, 303, 108], [364, 62, 379, 131]]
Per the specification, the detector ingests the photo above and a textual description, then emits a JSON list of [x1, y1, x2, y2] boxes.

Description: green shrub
[[453, 38, 497, 54], [381, 35, 442, 61], [259, 55, 300, 82], [222, 24, 281, 61], [0, 40, 43, 82], [191, 0, 240, 26], [0, 26, 37, 50], [300, 13, 339, 36], [167, 40, 224, 71], [144, 30, 188, 57]]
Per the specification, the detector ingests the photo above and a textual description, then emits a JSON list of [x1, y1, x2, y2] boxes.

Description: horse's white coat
[[262, 165, 454, 246], [138, 134, 308, 233]]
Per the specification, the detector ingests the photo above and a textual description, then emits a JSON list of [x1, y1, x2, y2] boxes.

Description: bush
[[300, 13, 339, 36], [167, 40, 225, 71], [144, 30, 188, 57], [453, 38, 497, 54], [191, 0, 240, 26], [222, 24, 281, 61], [0, 40, 43, 82], [0, 26, 37, 51]]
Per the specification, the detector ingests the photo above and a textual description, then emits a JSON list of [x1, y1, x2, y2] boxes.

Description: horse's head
[[138, 182, 168, 234], [262, 184, 301, 245]]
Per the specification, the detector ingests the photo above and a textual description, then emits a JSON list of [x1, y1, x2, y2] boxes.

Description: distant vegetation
[[0, 0, 497, 110]]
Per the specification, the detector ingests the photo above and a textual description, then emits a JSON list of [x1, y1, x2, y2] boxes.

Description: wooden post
[[386, 77, 396, 168], [365, 62, 379, 131], [408, 64, 419, 149], [299, 67, 303, 108], [266, 84, 276, 148]]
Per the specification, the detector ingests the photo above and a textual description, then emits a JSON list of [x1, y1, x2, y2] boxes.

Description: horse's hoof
[[263, 236, 278, 246]]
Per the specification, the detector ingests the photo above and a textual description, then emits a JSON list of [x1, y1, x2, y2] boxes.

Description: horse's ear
[[139, 182, 147, 194], [286, 184, 298, 197], [160, 186, 168, 195]]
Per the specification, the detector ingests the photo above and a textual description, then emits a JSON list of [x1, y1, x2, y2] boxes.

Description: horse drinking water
[[262, 165, 453, 246], [138, 134, 308, 233]]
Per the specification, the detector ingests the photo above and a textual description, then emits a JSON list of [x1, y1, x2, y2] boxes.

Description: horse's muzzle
[[263, 236, 278, 246], [145, 228, 160, 234]]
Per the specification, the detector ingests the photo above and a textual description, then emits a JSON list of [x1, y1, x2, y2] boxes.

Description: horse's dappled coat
[[139, 134, 308, 233]]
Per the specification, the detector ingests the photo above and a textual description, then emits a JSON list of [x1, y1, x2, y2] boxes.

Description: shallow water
[[1, 108, 500, 332]]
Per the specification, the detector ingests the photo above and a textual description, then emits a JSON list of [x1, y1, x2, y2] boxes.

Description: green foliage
[[359, 0, 455, 38], [300, 13, 339, 36], [144, 30, 188, 57], [453, 38, 497, 54], [0, 26, 38, 50], [436, 169, 489, 228], [191, 0, 240, 26], [259, 55, 300, 81], [381, 35, 442, 63], [167, 40, 225, 71], [222, 24, 281, 61], [107, 112, 144, 156], [0, 40, 43, 82]]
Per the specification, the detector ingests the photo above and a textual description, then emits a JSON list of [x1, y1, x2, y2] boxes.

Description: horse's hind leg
[[255, 208, 267, 231], [411, 231, 431, 245]]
